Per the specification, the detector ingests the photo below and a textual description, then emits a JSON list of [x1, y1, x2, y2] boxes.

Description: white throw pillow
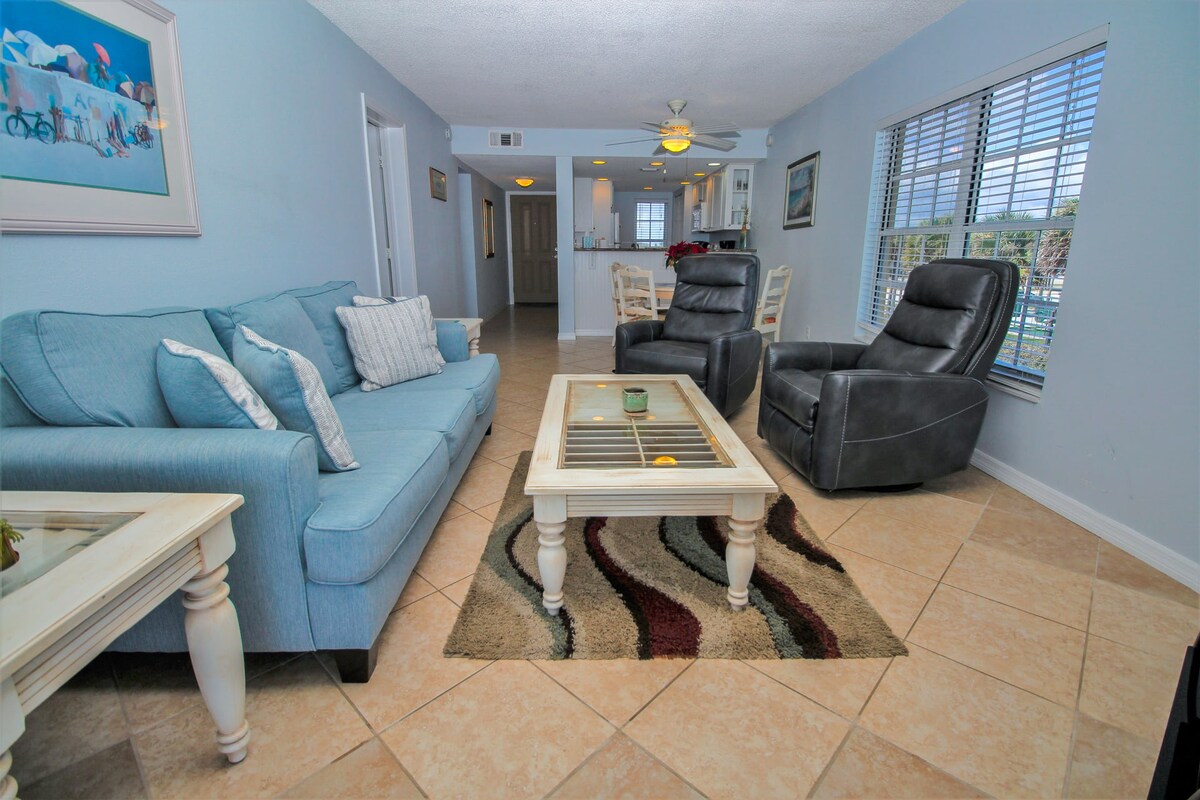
[[352, 294, 445, 367], [335, 299, 444, 391]]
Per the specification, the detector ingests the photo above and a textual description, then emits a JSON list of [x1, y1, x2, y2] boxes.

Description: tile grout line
[[619, 658, 697, 730], [1061, 539, 1103, 798], [804, 722, 856, 799], [105, 655, 155, 800]]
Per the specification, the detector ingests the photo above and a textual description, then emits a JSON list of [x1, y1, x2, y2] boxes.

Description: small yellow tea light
[[596, 383, 607, 388], [592, 416, 604, 421], [653, 456, 678, 466]]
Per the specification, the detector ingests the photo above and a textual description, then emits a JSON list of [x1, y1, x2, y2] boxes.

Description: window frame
[[856, 30, 1107, 401], [634, 200, 667, 248]]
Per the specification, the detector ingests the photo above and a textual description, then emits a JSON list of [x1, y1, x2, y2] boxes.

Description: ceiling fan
[[608, 99, 740, 153]]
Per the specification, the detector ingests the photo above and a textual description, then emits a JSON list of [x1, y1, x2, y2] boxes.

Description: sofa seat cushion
[[305, 429, 449, 584], [763, 368, 829, 432], [332, 387, 475, 462], [379, 354, 499, 416], [619, 340, 708, 385], [1, 307, 224, 428]]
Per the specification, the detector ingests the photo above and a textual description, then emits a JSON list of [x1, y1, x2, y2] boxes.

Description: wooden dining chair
[[609, 262, 624, 345], [615, 265, 659, 327], [754, 265, 793, 342]]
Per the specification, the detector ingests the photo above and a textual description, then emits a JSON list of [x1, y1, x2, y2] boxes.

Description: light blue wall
[[751, 0, 1199, 564], [455, 165, 510, 320], [0, 0, 466, 317], [612, 191, 674, 245]]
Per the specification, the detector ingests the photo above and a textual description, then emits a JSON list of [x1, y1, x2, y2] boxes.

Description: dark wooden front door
[[511, 195, 557, 303]]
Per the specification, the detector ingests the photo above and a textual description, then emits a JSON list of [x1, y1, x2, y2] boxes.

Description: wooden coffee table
[[525, 374, 777, 614], [0, 492, 251, 799]]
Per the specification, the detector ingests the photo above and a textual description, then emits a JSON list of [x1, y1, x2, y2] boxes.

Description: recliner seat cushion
[[619, 340, 709, 384], [0, 307, 224, 428], [858, 262, 1000, 374], [763, 368, 829, 432], [304, 429, 449, 584], [332, 386, 475, 462]]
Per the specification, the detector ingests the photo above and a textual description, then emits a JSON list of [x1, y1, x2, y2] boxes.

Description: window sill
[[986, 377, 1042, 404]]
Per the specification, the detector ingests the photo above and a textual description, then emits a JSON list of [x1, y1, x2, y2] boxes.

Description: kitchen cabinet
[[706, 164, 753, 231], [573, 178, 614, 245]]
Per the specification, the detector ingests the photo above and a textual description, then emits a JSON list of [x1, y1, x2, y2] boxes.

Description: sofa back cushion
[[0, 307, 223, 427], [205, 281, 361, 394], [205, 294, 340, 396]]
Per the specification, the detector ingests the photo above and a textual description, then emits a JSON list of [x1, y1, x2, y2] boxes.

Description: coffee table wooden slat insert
[[526, 374, 777, 615]]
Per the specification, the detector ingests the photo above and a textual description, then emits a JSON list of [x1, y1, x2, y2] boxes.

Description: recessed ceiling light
[[680, 180, 691, 185], [592, 160, 607, 165], [693, 172, 706, 176], [708, 162, 721, 166], [597, 177, 609, 181], [649, 161, 664, 166], [643, 186, 652, 190]]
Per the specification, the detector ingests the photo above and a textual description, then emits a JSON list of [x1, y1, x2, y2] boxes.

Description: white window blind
[[635, 201, 666, 247], [858, 44, 1105, 396]]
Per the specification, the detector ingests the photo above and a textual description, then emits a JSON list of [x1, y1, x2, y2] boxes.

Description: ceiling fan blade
[[689, 123, 741, 134], [607, 136, 665, 146], [639, 122, 667, 133], [690, 134, 738, 151]]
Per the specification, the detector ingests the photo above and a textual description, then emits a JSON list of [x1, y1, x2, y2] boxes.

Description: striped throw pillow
[[352, 294, 445, 367], [335, 298, 444, 391]]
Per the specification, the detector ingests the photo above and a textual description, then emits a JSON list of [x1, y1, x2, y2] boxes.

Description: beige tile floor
[[13, 305, 1198, 800]]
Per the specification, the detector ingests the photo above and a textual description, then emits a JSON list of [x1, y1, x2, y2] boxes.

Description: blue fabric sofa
[[0, 281, 499, 682]]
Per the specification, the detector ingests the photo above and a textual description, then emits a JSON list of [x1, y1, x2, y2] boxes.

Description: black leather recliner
[[615, 253, 762, 417], [759, 258, 1020, 490]]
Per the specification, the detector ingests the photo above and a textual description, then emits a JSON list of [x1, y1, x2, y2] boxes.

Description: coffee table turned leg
[[184, 521, 251, 764], [534, 496, 568, 615], [726, 494, 765, 611]]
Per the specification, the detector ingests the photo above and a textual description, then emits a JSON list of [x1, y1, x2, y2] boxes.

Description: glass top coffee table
[[525, 374, 777, 614]]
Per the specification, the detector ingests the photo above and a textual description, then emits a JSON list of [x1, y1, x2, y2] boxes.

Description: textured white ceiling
[[308, 0, 967, 129], [456, 154, 739, 193]]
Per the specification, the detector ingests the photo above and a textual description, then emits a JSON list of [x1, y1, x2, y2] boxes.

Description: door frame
[[505, 190, 557, 305], [360, 94, 418, 297]]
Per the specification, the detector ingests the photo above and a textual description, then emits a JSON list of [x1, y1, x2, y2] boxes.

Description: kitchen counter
[[574, 247, 757, 253]]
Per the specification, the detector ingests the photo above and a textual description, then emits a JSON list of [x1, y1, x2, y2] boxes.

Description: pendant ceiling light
[[514, 177, 534, 187]]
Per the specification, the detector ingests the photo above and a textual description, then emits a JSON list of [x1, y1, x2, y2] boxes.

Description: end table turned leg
[[726, 517, 758, 611], [536, 520, 567, 615], [182, 563, 251, 764], [0, 751, 16, 800]]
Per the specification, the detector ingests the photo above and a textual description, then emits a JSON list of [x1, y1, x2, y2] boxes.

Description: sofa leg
[[330, 642, 378, 683]]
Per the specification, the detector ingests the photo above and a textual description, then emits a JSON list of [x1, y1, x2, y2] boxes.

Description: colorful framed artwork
[[482, 198, 495, 258], [0, 0, 199, 235], [783, 151, 819, 230], [429, 167, 447, 201]]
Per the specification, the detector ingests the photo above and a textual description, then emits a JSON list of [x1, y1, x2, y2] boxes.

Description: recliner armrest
[[614, 320, 665, 374], [764, 341, 867, 374], [705, 328, 763, 416], [815, 370, 988, 446]]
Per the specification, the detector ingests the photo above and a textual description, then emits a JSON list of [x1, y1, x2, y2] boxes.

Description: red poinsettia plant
[[665, 241, 708, 268]]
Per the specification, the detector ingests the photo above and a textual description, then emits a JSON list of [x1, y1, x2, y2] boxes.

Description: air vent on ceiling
[[488, 130, 524, 148]]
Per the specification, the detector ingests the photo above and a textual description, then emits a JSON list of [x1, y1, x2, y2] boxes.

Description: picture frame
[[783, 151, 820, 230], [429, 167, 447, 201], [1, 0, 200, 235], [482, 198, 495, 258]]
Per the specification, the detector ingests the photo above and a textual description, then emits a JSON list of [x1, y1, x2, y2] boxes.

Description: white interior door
[[366, 120, 394, 295]]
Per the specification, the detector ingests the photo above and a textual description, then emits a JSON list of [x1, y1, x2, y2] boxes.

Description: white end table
[[0, 492, 251, 799], [436, 317, 483, 358]]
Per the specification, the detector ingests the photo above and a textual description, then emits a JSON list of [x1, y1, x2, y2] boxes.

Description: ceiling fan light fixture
[[514, 177, 534, 187], [661, 137, 691, 153]]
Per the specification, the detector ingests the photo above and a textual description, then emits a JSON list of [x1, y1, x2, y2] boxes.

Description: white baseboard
[[573, 328, 614, 338], [557, 332, 576, 341], [971, 450, 1200, 592]]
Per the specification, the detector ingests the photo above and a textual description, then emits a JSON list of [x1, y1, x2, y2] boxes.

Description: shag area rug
[[444, 452, 907, 661]]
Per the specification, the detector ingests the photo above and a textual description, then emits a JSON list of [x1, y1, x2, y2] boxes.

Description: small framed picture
[[482, 198, 495, 258], [429, 167, 447, 201], [783, 151, 820, 229]]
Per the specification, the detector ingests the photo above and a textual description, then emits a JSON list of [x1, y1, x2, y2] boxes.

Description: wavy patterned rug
[[444, 452, 907, 660]]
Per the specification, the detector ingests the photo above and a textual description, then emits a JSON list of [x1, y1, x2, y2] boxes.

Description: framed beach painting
[[0, 0, 199, 235], [783, 151, 819, 230], [429, 167, 447, 201]]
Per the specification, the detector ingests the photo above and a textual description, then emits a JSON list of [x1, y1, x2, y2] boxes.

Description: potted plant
[[665, 241, 708, 269], [1, 519, 23, 570]]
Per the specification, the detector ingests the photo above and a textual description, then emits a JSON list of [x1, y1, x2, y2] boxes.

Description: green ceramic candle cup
[[622, 386, 648, 414]]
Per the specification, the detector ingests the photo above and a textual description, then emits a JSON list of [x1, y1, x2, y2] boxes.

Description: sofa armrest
[[435, 320, 470, 363], [810, 370, 989, 489], [0, 426, 322, 651], [764, 341, 867, 374]]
